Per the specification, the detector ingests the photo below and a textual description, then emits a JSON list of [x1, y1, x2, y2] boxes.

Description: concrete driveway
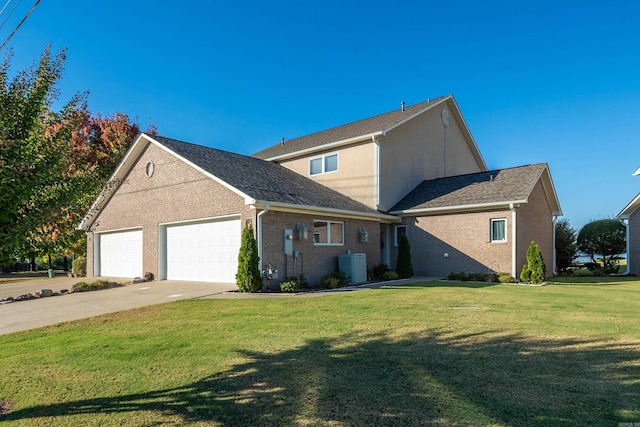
[[0, 277, 237, 335]]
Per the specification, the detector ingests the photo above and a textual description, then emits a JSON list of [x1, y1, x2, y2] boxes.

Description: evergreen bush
[[236, 220, 262, 292], [72, 256, 86, 276], [520, 241, 546, 284], [396, 233, 413, 278]]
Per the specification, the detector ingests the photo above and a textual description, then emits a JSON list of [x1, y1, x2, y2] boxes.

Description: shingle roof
[[252, 97, 447, 160], [151, 135, 382, 216], [390, 164, 548, 213]]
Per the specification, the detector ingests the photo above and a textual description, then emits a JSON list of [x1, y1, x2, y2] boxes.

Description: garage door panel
[[166, 219, 241, 283], [99, 230, 142, 278]]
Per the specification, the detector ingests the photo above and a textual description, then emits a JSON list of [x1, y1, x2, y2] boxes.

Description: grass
[[0, 278, 639, 426]]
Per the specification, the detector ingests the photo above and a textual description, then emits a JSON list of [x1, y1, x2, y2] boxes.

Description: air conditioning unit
[[338, 253, 367, 284]]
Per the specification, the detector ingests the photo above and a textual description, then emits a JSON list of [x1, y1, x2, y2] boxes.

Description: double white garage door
[[98, 218, 241, 283]]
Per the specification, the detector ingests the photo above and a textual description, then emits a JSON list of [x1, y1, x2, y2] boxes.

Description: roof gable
[[253, 96, 460, 160], [79, 134, 392, 230], [390, 163, 562, 215], [617, 192, 640, 219]]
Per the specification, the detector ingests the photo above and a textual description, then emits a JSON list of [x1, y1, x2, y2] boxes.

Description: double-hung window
[[394, 225, 407, 246], [310, 154, 338, 176], [490, 219, 506, 242], [313, 220, 344, 245]]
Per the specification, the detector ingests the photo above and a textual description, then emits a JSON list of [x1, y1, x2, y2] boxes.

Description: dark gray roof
[[151, 135, 381, 216], [252, 97, 447, 160], [390, 164, 548, 212]]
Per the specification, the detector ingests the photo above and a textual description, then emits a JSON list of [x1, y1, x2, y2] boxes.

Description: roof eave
[[389, 200, 529, 216], [617, 192, 640, 219], [263, 131, 383, 162], [251, 201, 400, 222]]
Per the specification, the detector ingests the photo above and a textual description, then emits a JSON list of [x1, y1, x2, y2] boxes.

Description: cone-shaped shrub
[[396, 233, 414, 279], [520, 241, 546, 284], [236, 220, 262, 292]]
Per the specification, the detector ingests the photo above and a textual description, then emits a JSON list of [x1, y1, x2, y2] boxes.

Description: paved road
[[0, 277, 237, 335]]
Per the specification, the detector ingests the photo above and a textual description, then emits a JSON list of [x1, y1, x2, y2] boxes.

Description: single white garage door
[[165, 219, 241, 283], [99, 229, 143, 278]]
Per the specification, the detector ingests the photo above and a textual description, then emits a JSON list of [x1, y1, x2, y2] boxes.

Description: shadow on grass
[[550, 275, 640, 286], [5, 330, 640, 426]]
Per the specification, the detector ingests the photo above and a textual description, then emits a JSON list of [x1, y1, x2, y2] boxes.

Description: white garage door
[[166, 219, 241, 283], [99, 230, 143, 278]]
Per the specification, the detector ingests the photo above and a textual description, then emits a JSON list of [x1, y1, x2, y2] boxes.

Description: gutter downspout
[[373, 135, 380, 208], [511, 203, 517, 278], [257, 204, 270, 272], [622, 219, 630, 275]]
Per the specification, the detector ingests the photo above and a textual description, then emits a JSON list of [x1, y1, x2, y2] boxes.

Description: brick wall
[[260, 211, 380, 287], [87, 142, 245, 278], [515, 180, 553, 276], [395, 210, 513, 278]]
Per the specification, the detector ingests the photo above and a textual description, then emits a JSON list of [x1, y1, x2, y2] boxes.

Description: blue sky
[[3, 0, 639, 230]]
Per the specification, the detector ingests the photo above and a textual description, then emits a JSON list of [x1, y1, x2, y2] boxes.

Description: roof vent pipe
[[401, 101, 405, 112], [281, 137, 285, 145]]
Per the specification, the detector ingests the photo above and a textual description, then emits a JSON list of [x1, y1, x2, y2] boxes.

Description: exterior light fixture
[[358, 226, 369, 243], [296, 221, 308, 240]]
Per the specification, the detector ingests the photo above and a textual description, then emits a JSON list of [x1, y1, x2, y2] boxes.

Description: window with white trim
[[309, 153, 338, 175], [313, 220, 344, 245], [394, 225, 407, 246], [490, 218, 506, 242]]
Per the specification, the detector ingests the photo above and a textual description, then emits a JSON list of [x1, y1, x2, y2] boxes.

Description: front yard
[[1, 277, 638, 426]]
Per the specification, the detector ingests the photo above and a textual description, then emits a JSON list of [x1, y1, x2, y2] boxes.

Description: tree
[[236, 220, 262, 292], [520, 241, 546, 284], [555, 218, 577, 273], [396, 233, 413, 279], [577, 219, 626, 274], [0, 47, 156, 268], [0, 46, 83, 266]]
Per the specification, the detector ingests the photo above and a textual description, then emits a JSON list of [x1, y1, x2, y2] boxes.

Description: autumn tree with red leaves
[[0, 46, 155, 269]]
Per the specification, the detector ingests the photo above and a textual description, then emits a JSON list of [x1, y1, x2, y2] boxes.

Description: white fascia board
[[77, 133, 151, 231], [539, 165, 563, 216], [251, 201, 400, 223], [389, 200, 528, 216], [144, 134, 256, 204], [264, 132, 382, 162], [617, 192, 640, 219]]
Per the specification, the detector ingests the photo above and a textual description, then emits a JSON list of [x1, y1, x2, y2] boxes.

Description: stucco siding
[[378, 104, 484, 211], [278, 141, 377, 208], [87, 142, 246, 279]]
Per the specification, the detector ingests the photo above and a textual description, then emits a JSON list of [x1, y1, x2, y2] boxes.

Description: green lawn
[[1, 278, 639, 426]]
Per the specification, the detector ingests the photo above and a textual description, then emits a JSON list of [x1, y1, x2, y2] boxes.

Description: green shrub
[[279, 279, 300, 293], [72, 256, 86, 276], [72, 280, 120, 293], [396, 234, 414, 278], [469, 272, 491, 282], [370, 264, 389, 280], [447, 272, 468, 281], [319, 275, 340, 289], [296, 274, 310, 289], [520, 241, 546, 284], [498, 274, 517, 283], [236, 220, 262, 292], [382, 270, 399, 280]]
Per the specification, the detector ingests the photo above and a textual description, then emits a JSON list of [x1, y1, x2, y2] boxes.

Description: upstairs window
[[490, 219, 506, 242], [310, 153, 338, 175]]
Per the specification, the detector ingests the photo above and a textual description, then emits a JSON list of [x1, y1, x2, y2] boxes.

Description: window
[[394, 225, 407, 246], [309, 153, 338, 175], [313, 220, 344, 245], [491, 219, 506, 242]]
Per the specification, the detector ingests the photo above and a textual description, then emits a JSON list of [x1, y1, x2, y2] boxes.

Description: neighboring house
[[616, 194, 640, 275], [79, 95, 562, 285]]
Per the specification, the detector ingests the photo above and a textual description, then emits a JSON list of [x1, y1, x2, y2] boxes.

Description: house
[[79, 95, 562, 285], [616, 194, 640, 275]]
